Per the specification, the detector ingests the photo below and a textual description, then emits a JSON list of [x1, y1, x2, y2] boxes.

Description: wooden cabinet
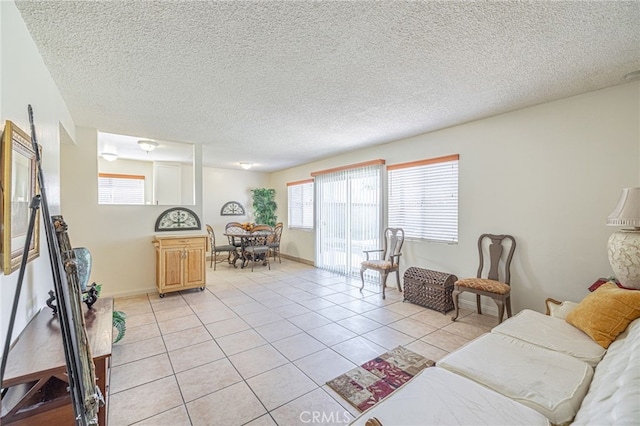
[[1, 298, 113, 425], [153, 234, 207, 297]]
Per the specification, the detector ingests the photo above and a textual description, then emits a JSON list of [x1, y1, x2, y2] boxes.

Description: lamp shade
[[607, 187, 640, 228], [100, 152, 118, 162], [240, 162, 253, 170]]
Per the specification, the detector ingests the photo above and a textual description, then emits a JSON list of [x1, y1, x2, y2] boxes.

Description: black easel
[[0, 106, 99, 425]]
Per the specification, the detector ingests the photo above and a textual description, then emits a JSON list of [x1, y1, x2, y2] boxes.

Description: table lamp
[[607, 187, 640, 289]]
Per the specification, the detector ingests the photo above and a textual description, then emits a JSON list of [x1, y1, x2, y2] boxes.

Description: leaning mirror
[[97, 131, 195, 205]]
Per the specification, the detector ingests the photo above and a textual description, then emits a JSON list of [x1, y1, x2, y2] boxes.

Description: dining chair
[[360, 227, 405, 299], [224, 222, 244, 248], [269, 222, 283, 263], [451, 233, 516, 325], [243, 224, 272, 271], [206, 224, 237, 270]]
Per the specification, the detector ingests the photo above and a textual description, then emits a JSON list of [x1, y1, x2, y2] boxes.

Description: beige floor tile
[[176, 357, 243, 402], [221, 294, 257, 307], [110, 353, 174, 394], [111, 336, 166, 366], [410, 308, 457, 328], [189, 300, 228, 314], [421, 329, 475, 353], [362, 308, 405, 325], [384, 301, 426, 316], [271, 333, 326, 361], [255, 320, 303, 342], [387, 317, 439, 339], [330, 336, 387, 366], [441, 320, 488, 340], [125, 312, 157, 328], [153, 305, 195, 322], [169, 340, 226, 373], [120, 322, 161, 343], [215, 329, 268, 355], [455, 312, 497, 329], [187, 381, 267, 426], [115, 302, 153, 317], [271, 387, 354, 426], [306, 323, 357, 346], [133, 405, 192, 425], [294, 349, 356, 386], [229, 344, 289, 379], [206, 317, 251, 338], [284, 291, 317, 302], [298, 298, 336, 310], [316, 305, 357, 321], [247, 363, 318, 411], [322, 293, 357, 305], [270, 303, 312, 318], [404, 339, 449, 362], [336, 315, 383, 335], [109, 376, 182, 425], [287, 312, 332, 331], [195, 306, 237, 324], [150, 294, 188, 311], [259, 295, 296, 309], [340, 299, 379, 314], [114, 294, 150, 309], [245, 414, 277, 426], [163, 325, 212, 352], [230, 301, 270, 315], [242, 309, 283, 327], [157, 314, 203, 335], [361, 326, 415, 350]]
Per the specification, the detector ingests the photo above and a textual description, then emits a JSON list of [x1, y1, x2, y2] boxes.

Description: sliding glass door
[[315, 163, 382, 279]]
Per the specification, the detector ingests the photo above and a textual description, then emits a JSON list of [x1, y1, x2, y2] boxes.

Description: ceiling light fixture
[[100, 152, 118, 162], [138, 140, 159, 153], [240, 162, 253, 170], [624, 70, 640, 81]]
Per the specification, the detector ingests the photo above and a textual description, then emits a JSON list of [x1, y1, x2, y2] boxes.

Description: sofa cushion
[[492, 309, 605, 367], [566, 282, 640, 348], [437, 333, 593, 425], [572, 318, 640, 424], [349, 367, 550, 426]]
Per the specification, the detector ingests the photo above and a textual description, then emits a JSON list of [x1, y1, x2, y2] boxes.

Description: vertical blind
[[287, 179, 314, 229], [98, 173, 145, 205], [313, 161, 383, 278], [388, 155, 459, 242]]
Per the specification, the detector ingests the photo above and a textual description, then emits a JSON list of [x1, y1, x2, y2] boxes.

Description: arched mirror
[[97, 131, 195, 205]]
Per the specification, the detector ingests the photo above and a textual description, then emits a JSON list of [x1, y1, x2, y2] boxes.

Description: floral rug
[[326, 346, 434, 412]]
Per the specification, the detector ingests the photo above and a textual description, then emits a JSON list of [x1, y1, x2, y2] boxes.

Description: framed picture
[[1, 120, 40, 275]]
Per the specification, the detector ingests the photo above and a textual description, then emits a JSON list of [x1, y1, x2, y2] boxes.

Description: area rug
[[326, 346, 434, 412]]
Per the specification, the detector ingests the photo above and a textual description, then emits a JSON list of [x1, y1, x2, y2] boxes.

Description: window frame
[[287, 178, 314, 230], [387, 154, 459, 243]]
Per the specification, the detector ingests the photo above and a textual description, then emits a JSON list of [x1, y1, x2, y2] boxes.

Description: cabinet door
[[161, 246, 185, 290], [184, 244, 206, 287]]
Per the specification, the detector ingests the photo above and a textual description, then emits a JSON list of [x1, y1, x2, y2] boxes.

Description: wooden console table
[[1, 297, 113, 425]]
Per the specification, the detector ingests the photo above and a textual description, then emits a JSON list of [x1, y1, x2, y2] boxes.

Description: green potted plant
[[251, 188, 277, 226]]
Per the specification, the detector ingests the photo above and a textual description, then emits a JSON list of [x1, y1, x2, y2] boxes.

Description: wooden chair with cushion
[[452, 233, 516, 325], [243, 224, 272, 272], [360, 227, 405, 299], [206, 224, 237, 270], [268, 222, 283, 263]]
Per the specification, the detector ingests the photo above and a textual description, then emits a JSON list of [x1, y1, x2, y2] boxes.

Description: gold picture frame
[[1, 120, 40, 275]]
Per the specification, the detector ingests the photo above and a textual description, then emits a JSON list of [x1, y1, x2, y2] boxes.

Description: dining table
[[223, 227, 273, 269]]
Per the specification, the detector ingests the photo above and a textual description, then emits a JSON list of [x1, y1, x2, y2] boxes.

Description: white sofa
[[350, 303, 640, 425]]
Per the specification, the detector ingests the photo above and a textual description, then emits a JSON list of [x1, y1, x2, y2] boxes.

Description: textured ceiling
[[15, 1, 640, 172]]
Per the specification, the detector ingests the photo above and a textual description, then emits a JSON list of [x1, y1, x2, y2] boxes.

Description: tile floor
[[108, 259, 494, 425]]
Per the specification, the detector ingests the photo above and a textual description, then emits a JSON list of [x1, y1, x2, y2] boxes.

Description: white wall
[[269, 82, 640, 314], [60, 128, 204, 298], [202, 167, 270, 238], [0, 2, 76, 353]]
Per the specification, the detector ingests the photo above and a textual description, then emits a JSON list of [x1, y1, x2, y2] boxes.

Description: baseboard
[[456, 295, 498, 317], [102, 287, 157, 300], [280, 253, 315, 266]]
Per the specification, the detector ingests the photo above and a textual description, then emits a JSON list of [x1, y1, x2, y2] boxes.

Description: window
[[98, 173, 145, 205], [388, 154, 459, 243], [287, 179, 314, 229]]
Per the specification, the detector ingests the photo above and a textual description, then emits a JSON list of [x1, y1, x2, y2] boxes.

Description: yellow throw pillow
[[566, 282, 640, 348]]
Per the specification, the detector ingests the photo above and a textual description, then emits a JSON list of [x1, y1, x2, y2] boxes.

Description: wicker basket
[[403, 267, 458, 314]]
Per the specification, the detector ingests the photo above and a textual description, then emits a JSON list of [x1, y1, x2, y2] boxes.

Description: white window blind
[[287, 179, 314, 229], [388, 154, 459, 243], [98, 173, 145, 205]]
